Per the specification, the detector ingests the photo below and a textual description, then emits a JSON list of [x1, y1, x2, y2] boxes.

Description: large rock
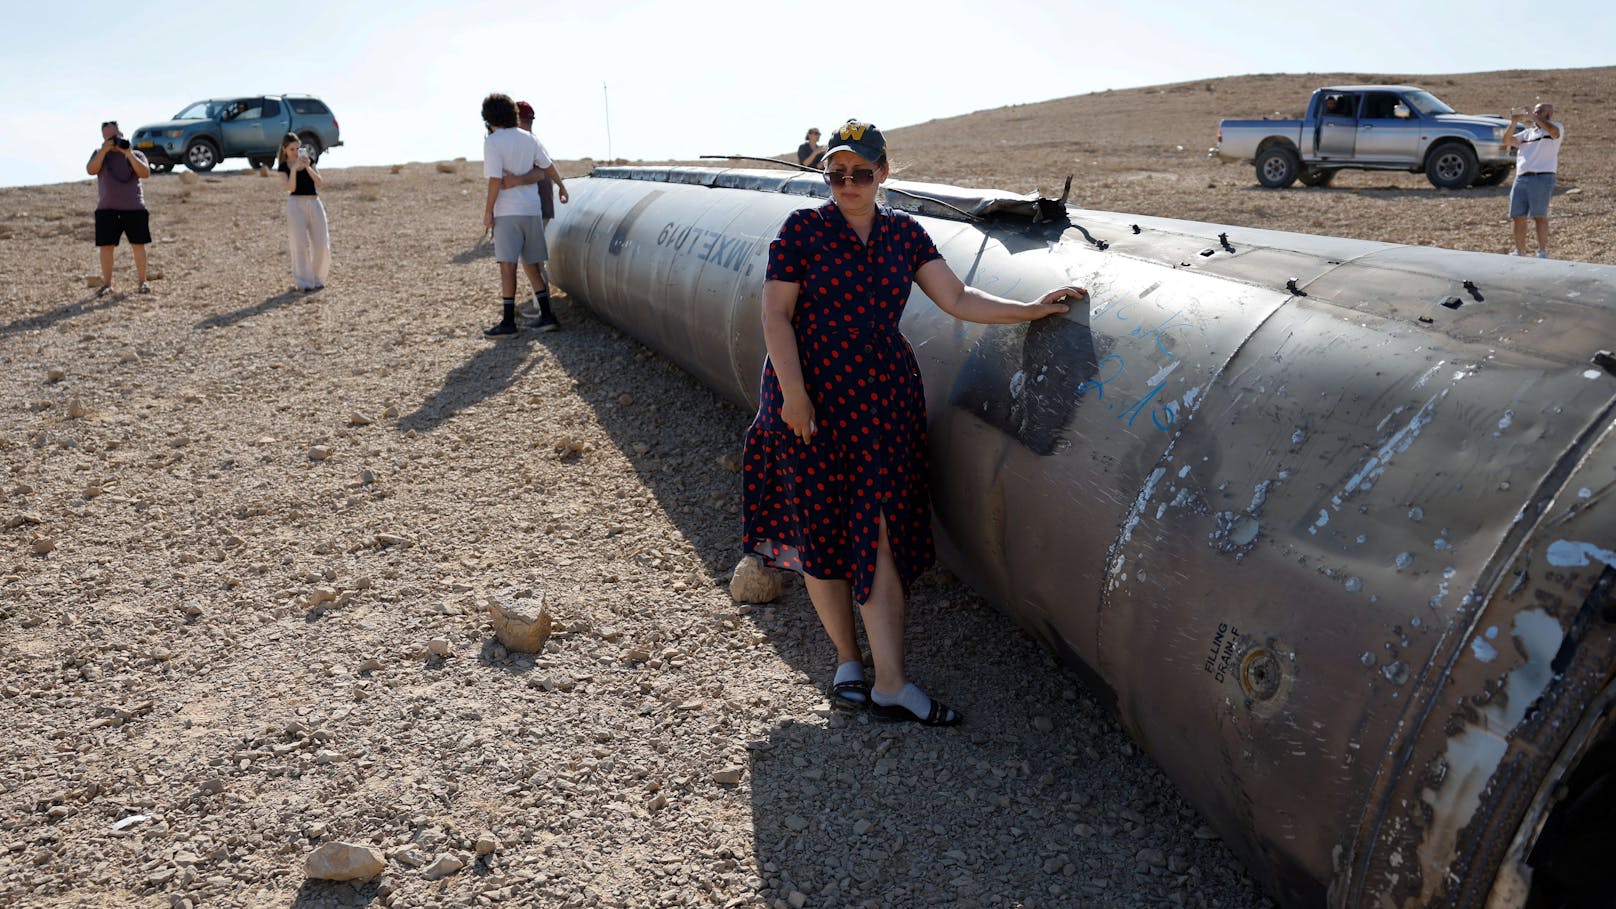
[[729, 556, 783, 603], [487, 595, 553, 653], [304, 842, 385, 882]]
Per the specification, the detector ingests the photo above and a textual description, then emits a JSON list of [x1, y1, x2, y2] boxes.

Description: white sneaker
[[1507, 250, 1521, 256], [1536, 250, 1549, 259]]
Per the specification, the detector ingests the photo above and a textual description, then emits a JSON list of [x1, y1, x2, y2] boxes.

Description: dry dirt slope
[[2, 65, 1613, 909], [884, 65, 1616, 263]]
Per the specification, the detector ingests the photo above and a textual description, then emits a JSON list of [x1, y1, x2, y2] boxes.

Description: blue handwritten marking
[[1116, 380, 1176, 430], [1075, 356, 1125, 400], [1129, 310, 1186, 358]]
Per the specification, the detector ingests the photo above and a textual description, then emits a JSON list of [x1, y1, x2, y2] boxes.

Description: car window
[[1320, 92, 1359, 118], [262, 99, 282, 118], [232, 100, 265, 121], [289, 98, 330, 115], [1361, 93, 1402, 119], [176, 101, 213, 119], [1404, 91, 1456, 117]]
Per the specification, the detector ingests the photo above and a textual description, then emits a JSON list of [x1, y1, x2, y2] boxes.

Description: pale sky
[[3, 0, 1610, 188]]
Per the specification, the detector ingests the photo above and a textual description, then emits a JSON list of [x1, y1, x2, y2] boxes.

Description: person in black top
[[276, 132, 330, 291], [796, 127, 825, 168]]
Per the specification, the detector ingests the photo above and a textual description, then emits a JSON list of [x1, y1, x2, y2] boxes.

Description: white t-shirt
[[483, 128, 554, 218], [1513, 121, 1564, 174]]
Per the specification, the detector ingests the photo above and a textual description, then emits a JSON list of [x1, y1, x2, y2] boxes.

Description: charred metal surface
[[546, 166, 1616, 907]]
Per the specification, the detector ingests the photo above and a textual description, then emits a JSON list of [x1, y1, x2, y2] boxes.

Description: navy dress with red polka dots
[[742, 202, 944, 604]]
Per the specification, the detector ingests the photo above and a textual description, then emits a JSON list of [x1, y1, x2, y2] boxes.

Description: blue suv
[[131, 95, 343, 173]]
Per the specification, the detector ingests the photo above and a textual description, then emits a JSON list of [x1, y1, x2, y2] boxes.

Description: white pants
[[287, 196, 330, 289]]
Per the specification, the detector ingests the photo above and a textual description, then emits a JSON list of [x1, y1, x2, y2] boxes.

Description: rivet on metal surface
[[1240, 647, 1283, 701]]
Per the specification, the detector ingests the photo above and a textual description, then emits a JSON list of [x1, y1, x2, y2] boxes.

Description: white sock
[[871, 682, 934, 717], [833, 660, 866, 701]]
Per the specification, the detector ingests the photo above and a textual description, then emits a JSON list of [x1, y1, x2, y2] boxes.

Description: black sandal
[[870, 698, 963, 727], [828, 679, 871, 710]]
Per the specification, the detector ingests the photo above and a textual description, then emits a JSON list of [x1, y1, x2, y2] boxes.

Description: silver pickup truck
[[1215, 85, 1514, 189]]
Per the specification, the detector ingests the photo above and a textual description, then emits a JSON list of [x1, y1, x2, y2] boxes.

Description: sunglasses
[[101, 121, 118, 129], [823, 168, 877, 187]]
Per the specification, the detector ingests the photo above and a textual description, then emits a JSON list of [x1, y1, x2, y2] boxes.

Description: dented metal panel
[[547, 166, 1616, 907]]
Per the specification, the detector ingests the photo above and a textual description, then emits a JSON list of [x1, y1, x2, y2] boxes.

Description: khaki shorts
[[493, 215, 548, 264]]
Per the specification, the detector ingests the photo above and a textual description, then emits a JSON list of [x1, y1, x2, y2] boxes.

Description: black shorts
[[94, 209, 152, 247]]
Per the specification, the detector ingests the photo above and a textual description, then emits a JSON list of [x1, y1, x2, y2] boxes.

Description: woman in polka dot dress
[[742, 120, 1087, 726]]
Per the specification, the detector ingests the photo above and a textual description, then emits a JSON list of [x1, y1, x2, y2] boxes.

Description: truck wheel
[[1255, 146, 1300, 188], [1299, 168, 1336, 188], [1472, 166, 1512, 187], [1426, 142, 1478, 189], [184, 138, 220, 173], [297, 133, 323, 165]]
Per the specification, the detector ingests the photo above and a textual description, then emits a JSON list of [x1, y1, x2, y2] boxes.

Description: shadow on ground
[[0, 295, 119, 339], [396, 330, 544, 434], [195, 289, 310, 330], [291, 878, 380, 908], [449, 238, 495, 265]]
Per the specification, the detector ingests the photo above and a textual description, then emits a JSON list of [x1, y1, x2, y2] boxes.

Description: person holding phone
[[276, 132, 330, 291], [86, 119, 153, 296], [741, 119, 1087, 725], [1501, 102, 1564, 259]]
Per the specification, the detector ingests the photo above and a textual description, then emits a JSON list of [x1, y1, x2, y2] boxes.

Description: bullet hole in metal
[[1218, 232, 1234, 252], [1240, 648, 1282, 701], [1463, 280, 1483, 301], [1285, 278, 1307, 296], [1130, 224, 1141, 235], [1592, 350, 1616, 377], [1418, 316, 1435, 324]]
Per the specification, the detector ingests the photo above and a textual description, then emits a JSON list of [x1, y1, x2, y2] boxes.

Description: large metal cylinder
[[548, 166, 1616, 907]]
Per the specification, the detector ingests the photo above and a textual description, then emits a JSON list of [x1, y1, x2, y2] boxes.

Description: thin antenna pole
[[603, 82, 613, 163]]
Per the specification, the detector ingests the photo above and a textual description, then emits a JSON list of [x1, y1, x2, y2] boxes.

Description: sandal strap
[[926, 700, 960, 726], [831, 679, 870, 700]]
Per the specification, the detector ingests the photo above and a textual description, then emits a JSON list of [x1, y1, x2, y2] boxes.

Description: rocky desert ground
[[2, 66, 1611, 909]]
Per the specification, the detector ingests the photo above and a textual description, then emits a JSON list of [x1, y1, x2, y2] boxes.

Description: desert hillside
[[885, 66, 1615, 263], [2, 66, 1612, 909]]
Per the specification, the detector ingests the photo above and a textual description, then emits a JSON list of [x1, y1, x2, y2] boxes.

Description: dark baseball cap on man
[[823, 119, 885, 163], [516, 101, 535, 121]]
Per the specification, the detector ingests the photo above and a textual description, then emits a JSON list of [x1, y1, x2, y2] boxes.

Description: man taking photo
[[1501, 102, 1564, 259], [86, 119, 154, 296]]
